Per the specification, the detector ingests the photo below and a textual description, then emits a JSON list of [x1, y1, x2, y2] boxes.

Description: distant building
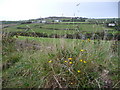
[[85, 19, 88, 22], [54, 20, 62, 22], [108, 23, 116, 27], [35, 20, 41, 23], [41, 20, 47, 23]]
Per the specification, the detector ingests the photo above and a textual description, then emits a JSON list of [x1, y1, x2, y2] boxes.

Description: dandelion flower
[[64, 61, 68, 63], [80, 49, 84, 52], [48, 60, 52, 63], [68, 58, 72, 60], [69, 62, 72, 64], [80, 59, 83, 62], [77, 70, 81, 73], [88, 38, 90, 41], [83, 61, 87, 63], [87, 38, 90, 42]]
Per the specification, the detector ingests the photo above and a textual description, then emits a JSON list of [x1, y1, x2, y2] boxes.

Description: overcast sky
[[0, 0, 119, 21]]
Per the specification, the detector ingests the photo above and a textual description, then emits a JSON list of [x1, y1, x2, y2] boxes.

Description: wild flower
[[68, 58, 72, 60], [64, 61, 68, 63], [69, 62, 73, 64], [83, 61, 87, 63], [48, 60, 52, 63], [77, 70, 81, 73], [80, 49, 84, 52], [80, 59, 83, 62], [88, 38, 90, 41]]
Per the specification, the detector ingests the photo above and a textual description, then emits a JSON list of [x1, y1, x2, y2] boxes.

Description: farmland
[[2, 19, 120, 88], [3, 23, 114, 34]]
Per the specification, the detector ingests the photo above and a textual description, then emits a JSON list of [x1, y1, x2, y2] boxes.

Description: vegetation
[[3, 23, 115, 35], [2, 35, 119, 88], [2, 18, 119, 88], [87, 18, 118, 23], [1, 21, 24, 24]]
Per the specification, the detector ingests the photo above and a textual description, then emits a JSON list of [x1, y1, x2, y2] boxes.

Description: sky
[[0, 0, 119, 21]]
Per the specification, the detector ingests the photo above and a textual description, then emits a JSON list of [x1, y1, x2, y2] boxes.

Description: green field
[[2, 35, 119, 88], [2, 19, 119, 88], [3, 23, 115, 35]]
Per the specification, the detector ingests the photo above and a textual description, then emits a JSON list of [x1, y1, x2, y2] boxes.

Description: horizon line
[[1, 16, 118, 21]]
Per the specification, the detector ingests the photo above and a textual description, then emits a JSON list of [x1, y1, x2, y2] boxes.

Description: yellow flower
[[80, 49, 84, 52], [69, 62, 72, 64], [77, 70, 81, 73], [82, 40, 84, 42], [66, 70, 69, 72], [83, 61, 87, 63], [68, 58, 72, 60], [64, 61, 68, 63], [70, 82, 73, 84], [48, 60, 52, 63], [80, 59, 83, 62], [88, 38, 90, 42]]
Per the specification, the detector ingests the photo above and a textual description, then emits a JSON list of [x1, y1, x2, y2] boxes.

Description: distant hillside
[[2, 21, 24, 24], [2, 17, 119, 25], [87, 18, 118, 23]]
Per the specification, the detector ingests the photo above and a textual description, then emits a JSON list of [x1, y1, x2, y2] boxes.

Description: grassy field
[[2, 19, 119, 88], [60, 22, 90, 23], [2, 23, 115, 35], [2, 35, 119, 88]]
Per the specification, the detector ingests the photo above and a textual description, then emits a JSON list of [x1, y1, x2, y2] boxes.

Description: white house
[[41, 20, 47, 23], [108, 23, 116, 27], [54, 20, 62, 22]]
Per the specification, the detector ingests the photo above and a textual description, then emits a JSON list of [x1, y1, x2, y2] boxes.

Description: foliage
[[2, 36, 119, 88]]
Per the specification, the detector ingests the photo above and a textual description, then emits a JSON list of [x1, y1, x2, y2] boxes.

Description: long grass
[[2, 35, 119, 88]]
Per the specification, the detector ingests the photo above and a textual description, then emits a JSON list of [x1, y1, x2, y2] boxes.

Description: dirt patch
[[15, 40, 41, 51], [100, 69, 112, 88]]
